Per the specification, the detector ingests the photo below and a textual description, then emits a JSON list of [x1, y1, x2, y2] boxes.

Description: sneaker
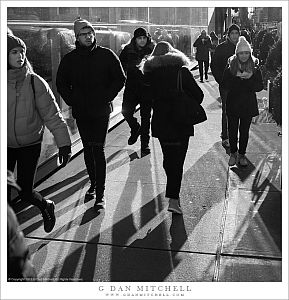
[[222, 139, 230, 148], [168, 198, 183, 215], [238, 154, 248, 167], [228, 152, 237, 166], [94, 192, 105, 212], [41, 199, 56, 233], [128, 124, 141, 145], [85, 184, 96, 198]]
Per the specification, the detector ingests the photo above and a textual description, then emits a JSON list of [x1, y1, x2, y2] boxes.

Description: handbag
[[172, 67, 207, 126]]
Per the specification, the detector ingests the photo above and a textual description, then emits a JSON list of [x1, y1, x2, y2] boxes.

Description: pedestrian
[[209, 31, 219, 58], [210, 24, 240, 148], [7, 33, 72, 233], [221, 36, 263, 167], [119, 27, 155, 154], [193, 30, 212, 82], [7, 171, 37, 281], [158, 29, 175, 47], [56, 18, 126, 209], [141, 41, 204, 214]]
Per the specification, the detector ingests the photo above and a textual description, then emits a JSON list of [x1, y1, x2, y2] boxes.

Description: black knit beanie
[[7, 34, 26, 53], [134, 27, 148, 39], [228, 24, 240, 35]]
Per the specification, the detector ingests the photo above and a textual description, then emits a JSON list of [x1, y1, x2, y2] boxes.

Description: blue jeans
[[219, 87, 228, 140]]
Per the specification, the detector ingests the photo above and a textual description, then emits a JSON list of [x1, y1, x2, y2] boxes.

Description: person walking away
[[56, 19, 126, 209], [209, 31, 219, 59], [119, 27, 155, 154], [193, 30, 212, 82], [7, 34, 72, 233], [220, 36, 263, 167], [141, 41, 204, 214], [7, 171, 37, 281], [210, 24, 240, 149]]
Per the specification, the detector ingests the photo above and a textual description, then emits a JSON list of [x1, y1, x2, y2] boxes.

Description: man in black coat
[[56, 18, 126, 209], [210, 24, 240, 148], [119, 27, 155, 155], [193, 30, 212, 82]]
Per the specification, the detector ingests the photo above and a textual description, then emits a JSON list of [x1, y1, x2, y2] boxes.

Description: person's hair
[[228, 53, 259, 75]]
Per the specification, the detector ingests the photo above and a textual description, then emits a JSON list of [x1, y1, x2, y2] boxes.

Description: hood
[[143, 52, 189, 73]]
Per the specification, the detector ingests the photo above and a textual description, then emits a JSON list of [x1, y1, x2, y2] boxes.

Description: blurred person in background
[[193, 30, 212, 82]]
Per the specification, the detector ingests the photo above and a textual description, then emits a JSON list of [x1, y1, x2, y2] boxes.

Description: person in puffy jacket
[[56, 19, 126, 209], [221, 36, 263, 167], [7, 34, 72, 233], [193, 30, 212, 82], [141, 41, 204, 215], [119, 27, 155, 155], [210, 24, 240, 149]]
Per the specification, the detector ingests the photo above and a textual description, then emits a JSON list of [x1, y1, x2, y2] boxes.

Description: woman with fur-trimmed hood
[[141, 41, 204, 214]]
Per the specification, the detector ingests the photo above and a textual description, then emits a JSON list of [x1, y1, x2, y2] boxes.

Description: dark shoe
[[128, 123, 141, 145], [200, 79, 204, 83], [41, 199, 56, 233], [205, 74, 208, 80], [141, 145, 151, 155]]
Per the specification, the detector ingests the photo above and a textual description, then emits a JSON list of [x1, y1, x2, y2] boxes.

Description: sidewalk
[[14, 69, 282, 284]]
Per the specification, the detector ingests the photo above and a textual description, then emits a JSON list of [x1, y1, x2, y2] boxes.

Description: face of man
[[135, 36, 147, 48], [229, 30, 240, 44], [77, 27, 95, 47]]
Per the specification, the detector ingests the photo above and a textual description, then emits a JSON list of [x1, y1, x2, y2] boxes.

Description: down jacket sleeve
[[33, 74, 71, 148]]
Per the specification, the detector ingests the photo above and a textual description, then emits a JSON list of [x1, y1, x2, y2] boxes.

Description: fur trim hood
[[142, 52, 190, 73]]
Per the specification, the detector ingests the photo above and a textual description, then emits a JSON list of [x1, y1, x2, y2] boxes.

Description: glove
[[58, 145, 71, 167]]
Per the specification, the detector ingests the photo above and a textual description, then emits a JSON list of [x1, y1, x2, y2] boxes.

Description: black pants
[[227, 115, 252, 155], [159, 137, 190, 199], [122, 87, 152, 146], [76, 116, 110, 194], [7, 143, 46, 210], [198, 60, 209, 80]]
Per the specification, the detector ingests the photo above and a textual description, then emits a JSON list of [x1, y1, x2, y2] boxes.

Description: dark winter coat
[[210, 38, 237, 84], [56, 41, 126, 120], [221, 64, 263, 118], [193, 35, 212, 61], [119, 39, 155, 89], [143, 53, 204, 140]]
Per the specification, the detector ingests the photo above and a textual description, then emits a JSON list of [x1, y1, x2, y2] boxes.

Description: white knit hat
[[235, 36, 252, 54]]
